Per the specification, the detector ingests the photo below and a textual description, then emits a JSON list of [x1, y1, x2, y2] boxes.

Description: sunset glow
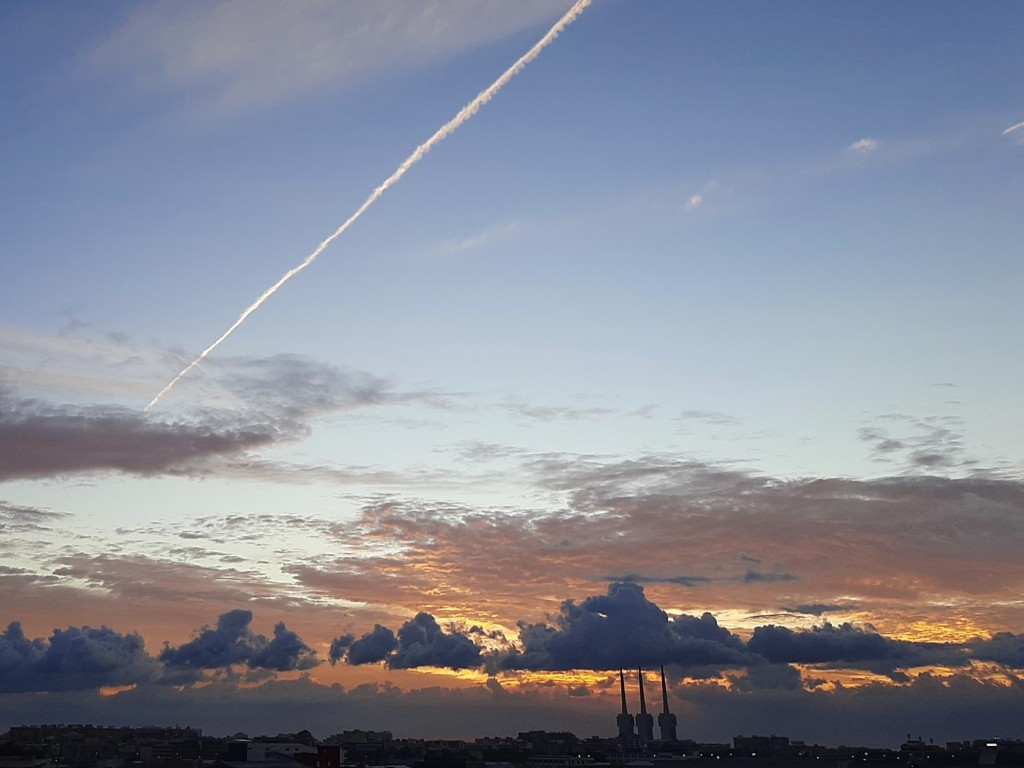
[[2, 0, 1023, 748]]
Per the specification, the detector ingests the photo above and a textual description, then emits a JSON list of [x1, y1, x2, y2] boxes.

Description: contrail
[[1003, 119, 1024, 136], [146, 0, 592, 411]]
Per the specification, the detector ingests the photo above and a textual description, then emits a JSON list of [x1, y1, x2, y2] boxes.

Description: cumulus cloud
[[248, 622, 319, 672], [392, 613, 482, 669], [328, 634, 355, 665], [0, 621, 159, 693], [336, 615, 480, 670], [321, 581, 1024, 679], [159, 610, 318, 671], [5, 584, 1024, 703], [501, 582, 753, 671], [343, 625, 399, 665]]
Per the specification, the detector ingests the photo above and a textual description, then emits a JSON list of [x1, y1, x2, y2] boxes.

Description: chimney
[[635, 668, 655, 743], [616, 670, 635, 742], [657, 665, 677, 742]]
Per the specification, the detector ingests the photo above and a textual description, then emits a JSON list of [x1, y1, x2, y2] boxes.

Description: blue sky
[[2, 0, 1024, 745]]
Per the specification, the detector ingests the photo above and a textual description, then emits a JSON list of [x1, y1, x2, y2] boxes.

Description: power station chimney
[[616, 669, 635, 742], [657, 665, 677, 742], [635, 668, 655, 743]]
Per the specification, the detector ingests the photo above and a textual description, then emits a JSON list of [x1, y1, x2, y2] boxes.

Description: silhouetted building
[[616, 669, 635, 742], [733, 734, 791, 757], [635, 669, 654, 744], [657, 665, 677, 743]]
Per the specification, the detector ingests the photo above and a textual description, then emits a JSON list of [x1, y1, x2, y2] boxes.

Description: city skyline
[[2, 0, 1024, 747]]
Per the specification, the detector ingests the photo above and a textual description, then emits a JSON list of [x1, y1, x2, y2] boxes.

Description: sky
[[2, 0, 1024, 748]]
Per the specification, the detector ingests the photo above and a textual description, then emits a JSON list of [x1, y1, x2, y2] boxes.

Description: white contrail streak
[[1002, 119, 1024, 136], [146, 0, 592, 411]]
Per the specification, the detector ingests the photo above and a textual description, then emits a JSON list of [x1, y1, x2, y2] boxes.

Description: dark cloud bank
[[329, 582, 1019, 677], [3, 585, 1024, 744], [8, 583, 1022, 689], [0, 610, 314, 693]]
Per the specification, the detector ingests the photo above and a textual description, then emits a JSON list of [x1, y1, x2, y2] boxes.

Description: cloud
[[1002, 120, 1024, 141], [501, 582, 753, 671], [503, 402, 619, 422], [732, 663, 804, 691], [0, 387, 279, 481], [782, 604, 844, 617], [0, 356, 444, 482], [968, 631, 1024, 667], [159, 610, 318, 671], [435, 222, 521, 256], [858, 415, 968, 471], [746, 622, 965, 673], [678, 409, 739, 426], [848, 137, 879, 154], [604, 573, 712, 587], [337, 615, 481, 670], [321, 581, 1011, 677], [343, 625, 399, 665], [328, 634, 354, 666], [248, 622, 319, 672], [0, 500, 67, 533], [159, 610, 260, 669], [284, 457, 1024, 642], [391, 613, 482, 670], [743, 570, 797, 584], [219, 354, 393, 418], [50, 554, 299, 607], [89, 1, 568, 120], [0, 621, 159, 693]]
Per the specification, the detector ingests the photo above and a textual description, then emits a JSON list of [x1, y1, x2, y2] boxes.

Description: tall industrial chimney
[[657, 665, 677, 742], [616, 669, 635, 742], [635, 668, 655, 743]]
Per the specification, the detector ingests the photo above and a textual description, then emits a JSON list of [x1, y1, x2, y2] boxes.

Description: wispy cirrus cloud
[[89, 1, 572, 120], [434, 221, 522, 257], [678, 409, 740, 426]]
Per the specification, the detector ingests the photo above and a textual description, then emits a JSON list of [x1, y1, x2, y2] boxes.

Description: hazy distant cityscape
[[3, 722, 1024, 768]]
